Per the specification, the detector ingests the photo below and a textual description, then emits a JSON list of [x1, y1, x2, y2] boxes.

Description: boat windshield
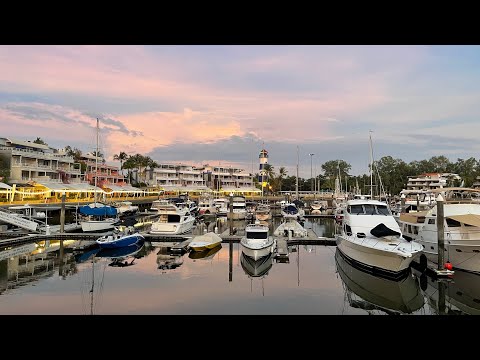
[[246, 231, 268, 239], [349, 204, 390, 215]]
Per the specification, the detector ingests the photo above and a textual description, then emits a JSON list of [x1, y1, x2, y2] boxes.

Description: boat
[[335, 249, 424, 314], [273, 218, 308, 238], [96, 226, 145, 248], [281, 202, 303, 221], [114, 201, 139, 216], [198, 197, 217, 216], [79, 202, 119, 232], [335, 133, 424, 279], [79, 119, 119, 232], [188, 232, 222, 252], [213, 197, 229, 217], [188, 244, 222, 260], [240, 221, 275, 261], [310, 200, 325, 215], [227, 195, 247, 220], [397, 187, 480, 273], [240, 251, 274, 278], [255, 203, 271, 221], [149, 200, 195, 235], [334, 206, 345, 224]]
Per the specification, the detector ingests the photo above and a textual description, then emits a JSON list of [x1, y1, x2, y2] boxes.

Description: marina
[[0, 215, 471, 315]]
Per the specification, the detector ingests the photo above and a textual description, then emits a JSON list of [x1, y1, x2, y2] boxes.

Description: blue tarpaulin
[[79, 205, 117, 216]]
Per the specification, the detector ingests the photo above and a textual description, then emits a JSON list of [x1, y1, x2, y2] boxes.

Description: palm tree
[[113, 151, 129, 176]]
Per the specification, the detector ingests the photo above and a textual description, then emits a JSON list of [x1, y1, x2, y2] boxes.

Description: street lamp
[[309, 153, 315, 194]]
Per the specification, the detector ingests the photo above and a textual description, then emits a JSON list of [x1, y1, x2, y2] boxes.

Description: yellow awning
[[447, 214, 480, 227]]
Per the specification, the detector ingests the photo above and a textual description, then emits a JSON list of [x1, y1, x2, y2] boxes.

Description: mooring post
[[437, 194, 445, 270], [229, 241, 233, 282], [60, 192, 66, 233], [416, 193, 420, 211], [229, 193, 233, 235], [400, 193, 406, 213]]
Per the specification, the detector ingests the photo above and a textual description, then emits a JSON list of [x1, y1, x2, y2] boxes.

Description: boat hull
[[96, 234, 145, 248], [240, 238, 275, 261], [150, 217, 195, 235], [336, 234, 419, 280], [81, 219, 117, 232]]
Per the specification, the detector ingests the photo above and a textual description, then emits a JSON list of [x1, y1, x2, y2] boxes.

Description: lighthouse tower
[[258, 148, 269, 187]]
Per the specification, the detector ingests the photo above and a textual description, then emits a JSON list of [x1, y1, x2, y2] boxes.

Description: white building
[[406, 172, 461, 191], [0, 138, 83, 185]]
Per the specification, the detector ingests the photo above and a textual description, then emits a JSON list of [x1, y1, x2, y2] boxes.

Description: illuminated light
[[444, 262, 453, 271]]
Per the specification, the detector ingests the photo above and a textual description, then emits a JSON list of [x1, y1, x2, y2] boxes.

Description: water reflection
[[189, 244, 222, 260], [1, 217, 480, 314], [156, 245, 185, 271], [240, 252, 274, 278], [335, 249, 425, 315], [416, 268, 480, 315]]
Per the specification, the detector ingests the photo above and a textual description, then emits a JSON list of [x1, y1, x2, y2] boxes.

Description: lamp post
[[309, 153, 314, 194]]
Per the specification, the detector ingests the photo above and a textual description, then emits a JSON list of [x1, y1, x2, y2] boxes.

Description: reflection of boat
[[240, 221, 275, 261], [335, 249, 424, 314], [414, 267, 480, 315], [96, 227, 144, 248], [189, 244, 222, 260], [188, 232, 222, 252], [95, 242, 145, 260], [156, 247, 184, 270], [240, 252, 273, 278]]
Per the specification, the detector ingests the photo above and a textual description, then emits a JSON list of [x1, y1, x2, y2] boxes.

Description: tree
[[321, 160, 351, 190], [113, 151, 129, 172], [33, 137, 47, 145]]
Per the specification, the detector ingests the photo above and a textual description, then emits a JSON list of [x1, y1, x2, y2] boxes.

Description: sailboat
[[79, 118, 119, 232]]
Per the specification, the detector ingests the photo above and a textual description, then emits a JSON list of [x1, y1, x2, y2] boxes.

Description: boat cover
[[79, 205, 117, 216], [370, 223, 400, 238]]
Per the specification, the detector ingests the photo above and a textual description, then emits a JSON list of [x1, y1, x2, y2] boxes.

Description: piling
[[229, 194, 233, 235], [60, 192, 66, 233], [400, 193, 406, 213], [229, 241, 233, 282], [437, 193, 445, 270]]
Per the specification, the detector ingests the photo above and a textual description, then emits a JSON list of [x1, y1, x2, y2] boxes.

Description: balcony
[[0, 147, 75, 162]]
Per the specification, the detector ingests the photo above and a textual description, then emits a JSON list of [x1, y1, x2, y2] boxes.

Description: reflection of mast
[[89, 258, 95, 315], [297, 244, 300, 287]]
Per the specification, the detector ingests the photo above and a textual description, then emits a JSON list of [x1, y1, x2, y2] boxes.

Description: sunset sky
[[1, 45, 479, 177]]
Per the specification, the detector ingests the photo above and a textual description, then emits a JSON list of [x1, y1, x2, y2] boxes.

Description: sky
[[1, 45, 480, 178]]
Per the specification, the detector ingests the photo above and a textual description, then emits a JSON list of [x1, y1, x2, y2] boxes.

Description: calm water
[[0, 217, 477, 315]]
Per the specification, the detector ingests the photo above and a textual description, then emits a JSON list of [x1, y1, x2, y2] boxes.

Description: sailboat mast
[[95, 118, 99, 204], [295, 146, 299, 199], [369, 131, 373, 198]]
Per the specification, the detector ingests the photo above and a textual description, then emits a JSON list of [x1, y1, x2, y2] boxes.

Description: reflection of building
[[0, 138, 83, 185], [0, 242, 77, 295]]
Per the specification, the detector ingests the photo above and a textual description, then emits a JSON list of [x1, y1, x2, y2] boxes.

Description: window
[[350, 205, 364, 215], [345, 224, 352, 236], [428, 218, 435, 225], [446, 218, 461, 227], [364, 204, 376, 215], [376, 205, 390, 215]]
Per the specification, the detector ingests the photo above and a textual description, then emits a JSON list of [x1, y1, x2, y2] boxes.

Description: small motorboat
[[96, 226, 145, 249], [188, 232, 223, 252]]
